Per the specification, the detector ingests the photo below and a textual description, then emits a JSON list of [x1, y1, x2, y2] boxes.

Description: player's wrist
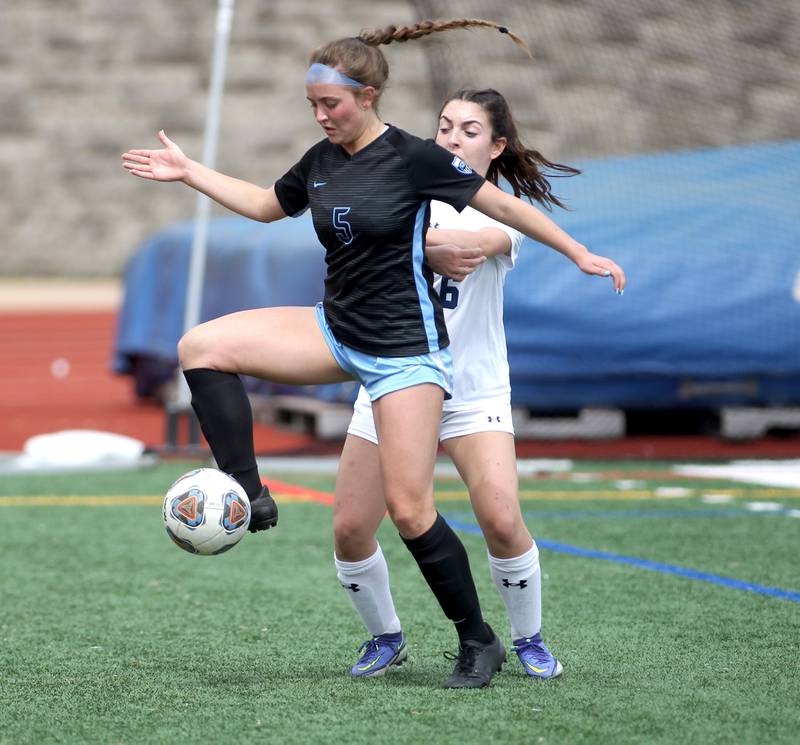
[[181, 158, 204, 186], [566, 242, 589, 265]]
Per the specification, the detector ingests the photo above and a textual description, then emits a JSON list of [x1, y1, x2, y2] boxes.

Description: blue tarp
[[113, 212, 356, 402], [505, 140, 800, 408], [114, 140, 800, 408]]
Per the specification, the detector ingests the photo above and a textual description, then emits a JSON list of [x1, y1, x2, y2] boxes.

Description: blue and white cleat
[[350, 632, 408, 678], [513, 633, 563, 679]]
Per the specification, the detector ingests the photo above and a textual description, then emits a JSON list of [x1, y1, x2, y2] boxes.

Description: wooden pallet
[[252, 395, 354, 439], [720, 406, 800, 440], [511, 407, 625, 440]]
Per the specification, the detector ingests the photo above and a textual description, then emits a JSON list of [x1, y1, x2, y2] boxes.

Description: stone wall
[[415, 0, 800, 159], [0, 0, 435, 276], [2, 0, 798, 276]]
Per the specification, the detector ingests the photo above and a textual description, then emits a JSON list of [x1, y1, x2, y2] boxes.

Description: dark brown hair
[[310, 19, 530, 109], [440, 88, 580, 210]]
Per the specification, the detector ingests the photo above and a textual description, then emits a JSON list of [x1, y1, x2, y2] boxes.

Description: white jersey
[[354, 199, 523, 412], [431, 199, 523, 410]]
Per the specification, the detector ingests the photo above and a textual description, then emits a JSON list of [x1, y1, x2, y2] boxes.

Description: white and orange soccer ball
[[162, 468, 251, 555]]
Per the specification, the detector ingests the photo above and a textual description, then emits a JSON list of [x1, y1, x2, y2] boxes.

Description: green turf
[[1, 462, 798, 744]]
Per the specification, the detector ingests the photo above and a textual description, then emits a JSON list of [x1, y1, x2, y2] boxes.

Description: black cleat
[[441, 625, 506, 689], [248, 485, 278, 532]]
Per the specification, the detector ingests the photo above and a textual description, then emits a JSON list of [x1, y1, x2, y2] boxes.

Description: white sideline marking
[[655, 486, 692, 498], [674, 460, 800, 489], [701, 493, 734, 504], [744, 501, 785, 512]]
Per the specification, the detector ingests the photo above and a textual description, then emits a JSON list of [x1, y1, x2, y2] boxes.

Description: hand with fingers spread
[[122, 130, 189, 182], [121, 130, 282, 222], [575, 250, 626, 294], [425, 243, 487, 281]]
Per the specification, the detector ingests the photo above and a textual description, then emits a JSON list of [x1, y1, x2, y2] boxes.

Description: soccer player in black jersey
[[123, 18, 625, 689]]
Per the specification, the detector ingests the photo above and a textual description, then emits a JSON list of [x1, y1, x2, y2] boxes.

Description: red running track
[[2, 311, 799, 459], [0, 312, 315, 454]]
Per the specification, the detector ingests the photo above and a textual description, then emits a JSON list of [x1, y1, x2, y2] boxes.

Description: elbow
[[475, 229, 507, 258], [257, 198, 276, 222], [475, 236, 493, 257]]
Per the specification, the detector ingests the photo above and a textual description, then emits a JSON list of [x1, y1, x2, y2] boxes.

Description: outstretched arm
[[122, 130, 286, 223], [469, 181, 626, 292]]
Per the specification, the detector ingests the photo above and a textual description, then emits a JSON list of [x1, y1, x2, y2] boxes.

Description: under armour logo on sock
[[341, 582, 361, 592], [502, 579, 528, 589]]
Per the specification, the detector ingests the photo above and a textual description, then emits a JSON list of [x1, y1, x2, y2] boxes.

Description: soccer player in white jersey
[[335, 88, 587, 681]]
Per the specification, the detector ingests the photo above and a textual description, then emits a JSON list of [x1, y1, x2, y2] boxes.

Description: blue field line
[[447, 507, 789, 522], [522, 507, 779, 520], [444, 515, 800, 603]]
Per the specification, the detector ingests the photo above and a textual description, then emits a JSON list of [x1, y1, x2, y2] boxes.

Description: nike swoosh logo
[[526, 662, 547, 674], [313, 181, 327, 188], [357, 656, 382, 671]]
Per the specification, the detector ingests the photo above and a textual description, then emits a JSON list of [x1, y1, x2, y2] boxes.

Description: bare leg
[[441, 432, 531, 558], [371, 384, 441, 539], [333, 434, 387, 561], [178, 306, 350, 383], [373, 384, 492, 647], [443, 432, 545, 643], [177, 307, 350, 507]]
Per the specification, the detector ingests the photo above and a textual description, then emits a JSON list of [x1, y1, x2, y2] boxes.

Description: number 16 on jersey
[[439, 277, 460, 309]]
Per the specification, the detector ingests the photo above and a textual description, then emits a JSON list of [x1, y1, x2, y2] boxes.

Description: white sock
[[334, 543, 401, 637], [488, 542, 542, 642]]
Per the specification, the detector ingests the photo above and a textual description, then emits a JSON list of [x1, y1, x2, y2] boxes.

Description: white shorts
[[347, 388, 515, 444]]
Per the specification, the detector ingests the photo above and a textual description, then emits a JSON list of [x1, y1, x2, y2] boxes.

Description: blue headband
[[306, 62, 365, 87]]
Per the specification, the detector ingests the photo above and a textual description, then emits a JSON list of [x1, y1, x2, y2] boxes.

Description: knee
[[476, 491, 527, 553], [386, 501, 436, 539], [333, 512, 370, 554], [177, 328, 201, 369], [482, 513, 519, 550], [177, 326, 217, 370]]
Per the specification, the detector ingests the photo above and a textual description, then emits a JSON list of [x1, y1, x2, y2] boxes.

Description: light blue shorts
[[314, 302, 453, 401]]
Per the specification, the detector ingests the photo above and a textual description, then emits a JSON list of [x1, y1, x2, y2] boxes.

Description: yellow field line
[[2, 486, 800, 507], [0, 495, 161, 507], [0, 492, 323, 507]]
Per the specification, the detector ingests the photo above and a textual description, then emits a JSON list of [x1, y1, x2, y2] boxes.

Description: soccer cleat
[[513, 633, 563, 679], [350, 632, 408, 677], [247, 485, 278, 532], [441, 625, 506, 689]]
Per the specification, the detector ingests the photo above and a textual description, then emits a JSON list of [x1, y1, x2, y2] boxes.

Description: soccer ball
[[162, 468, 251, 555]]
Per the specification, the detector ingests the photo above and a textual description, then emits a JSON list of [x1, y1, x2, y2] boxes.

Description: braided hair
[[309, 19, 530, 110], [358, 18, 530, 58]]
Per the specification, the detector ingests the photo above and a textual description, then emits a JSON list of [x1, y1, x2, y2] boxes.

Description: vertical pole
[[175, 0, 235, 412]]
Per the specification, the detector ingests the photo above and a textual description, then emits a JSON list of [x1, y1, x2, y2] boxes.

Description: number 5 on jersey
[[333, 207, 354, 245]]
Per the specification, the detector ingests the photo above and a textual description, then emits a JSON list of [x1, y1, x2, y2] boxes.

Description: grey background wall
[[2, 0, 798, 277]]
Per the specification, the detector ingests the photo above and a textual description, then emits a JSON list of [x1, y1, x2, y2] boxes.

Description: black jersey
[[273, 125, 485, 356]]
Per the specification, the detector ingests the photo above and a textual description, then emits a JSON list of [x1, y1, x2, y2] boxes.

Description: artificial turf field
[[1, 460, 799, 745]]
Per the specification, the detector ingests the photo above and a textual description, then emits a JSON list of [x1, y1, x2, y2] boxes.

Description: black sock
[[401, 512, 491, 645], [183, 368, 263, 501]]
